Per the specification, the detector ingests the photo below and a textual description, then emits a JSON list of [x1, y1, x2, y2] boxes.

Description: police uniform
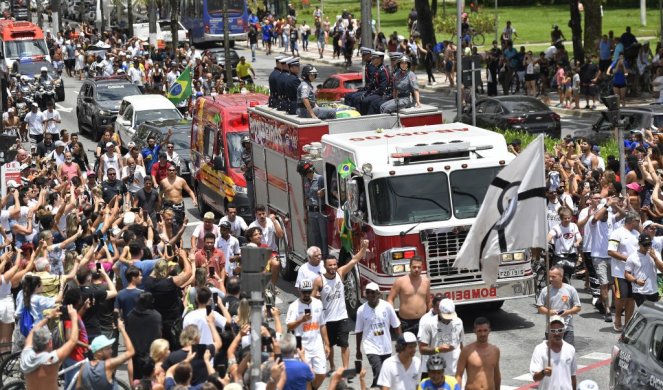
[[297, 65, 336, 120], [268, 55, 286, 108], [344, 47, 376, 111], [367, 52, 403, 115], [380, 59, 419, 114], [276, 56, 293, 111], [302, 164, 328, 258], [361, 51, 390, 115], [284, 58, 301, 115]]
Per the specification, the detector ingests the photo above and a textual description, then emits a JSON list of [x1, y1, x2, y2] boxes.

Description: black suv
[[133, 119, 193, 186], [575, 105, 663, 145], [76, 76, 143, 141], [12, 60, 65, 101], [610, 301, 663, 389]]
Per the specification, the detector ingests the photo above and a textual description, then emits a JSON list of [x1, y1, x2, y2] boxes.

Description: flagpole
[[541, 134, 552, 371]]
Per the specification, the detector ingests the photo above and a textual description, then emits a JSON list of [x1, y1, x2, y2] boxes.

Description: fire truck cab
[[0, 21, 50, 71], [250, 104, 536, 317]]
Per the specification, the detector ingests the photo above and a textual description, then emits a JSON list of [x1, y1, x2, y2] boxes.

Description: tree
[[414, 0, 436, 46], [569, 0, 584, 64], [128, 0, 134, 38], [431, 0, 437, 17], [583, 0, 601, 56], [170, 0, 179, 57]]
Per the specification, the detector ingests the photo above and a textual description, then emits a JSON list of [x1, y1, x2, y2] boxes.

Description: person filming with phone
[[625, 233, 663, 306]]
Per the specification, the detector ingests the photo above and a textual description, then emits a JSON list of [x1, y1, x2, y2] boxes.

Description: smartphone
[[166, 244, 174, 257], [355, 360, 362, 372], [274, 354, 282, 363], [216, 364, 227, 378], [96, 262, 101, 272], [261, 336, 273, 352], [557, 310, 565, 315], [112, 311, 119, 325], [266, 304, 273, 317], [212, 292, 219, 305], [130, 207, 140, 212], [296, 336, 302, 350], [208, 266, 215, 277], [304, 308, 311, 316], [206, 305, 212, 316], [195, 344, 206, 359], [342, 368, 357, 378]]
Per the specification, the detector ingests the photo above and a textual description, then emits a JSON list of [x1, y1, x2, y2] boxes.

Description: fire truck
[[249, 105, 536, 318], [0, 20, 50, 72]]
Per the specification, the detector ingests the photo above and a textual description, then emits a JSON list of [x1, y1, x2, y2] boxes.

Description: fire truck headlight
[[233, 185, 247, 194], [381, 247, 416, 276], [513, 251, 527, 261], [500, 251, 527, 263], [500, 253, 514, 263]]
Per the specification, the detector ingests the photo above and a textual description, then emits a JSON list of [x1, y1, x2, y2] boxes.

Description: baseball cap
[[31, 102, 38, 108], [203, 211, 215, 220], [549, 315, 565, 326], [396, 332, 418, 345], [20, 163, 30, 171], [439, 298, 458, 320], [219, 221, 232, 229], [6, 180, 20, 189], [123, 212, 136, 225], [365, 282, 380, 292], [54, 141, 65, 148], [299, 279, 313, 291], [86, 170, 97, 177], [90, 335, 116, 353], [105, 142, 114, 148], [626, 182, 642, 193], [639, 232, 652, 245], [128, 141, 136, 148], [643, 220, 655, 229]]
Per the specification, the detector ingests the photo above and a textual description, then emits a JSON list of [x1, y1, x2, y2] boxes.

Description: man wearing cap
[[99, 141, 123, 181], [344, 48, 376, 110], [268, 55, 286, 107], [24, 103, 45, 144], [377, 331, 422, 389], [80, 319, 135, 389], [360, 51, 390, 115], [419, 298, 464, 378], [192, 212, 221, 250], [43, 102, 61, 141], [607, 211, 640, 331], [286, 279, 330, 389], [35, 133, 55, 159], [284, 58, 302, 114], [299, 160, 328, 258], [275, 56, 293, 111], [625, 232, 663, 306], [48, 141, 66, 166], [216, 221, 241, 276], [355, 282, 401, 388], [101, 167, 129, 205], [529, 315, 577, 390], [142, 130, 173, 174]]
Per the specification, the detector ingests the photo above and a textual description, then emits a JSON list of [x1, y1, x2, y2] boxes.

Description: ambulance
[[249, 104, 535, 318], [190, 93, 268, 221], [0, 20, 50, 72]]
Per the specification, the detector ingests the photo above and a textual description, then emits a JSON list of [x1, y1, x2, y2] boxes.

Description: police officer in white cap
[[344, 47, 376, 110], [284, 58, 301, 115], [297, 65, 336, 120], [268, 55, 287, 108], [360, 51, 390, 115], [275, 56, 293, 111]]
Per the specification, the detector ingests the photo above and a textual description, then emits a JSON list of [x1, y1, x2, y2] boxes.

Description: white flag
[[453, 134, 547, 286]]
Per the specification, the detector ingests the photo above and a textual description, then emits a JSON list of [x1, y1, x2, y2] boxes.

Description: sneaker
[[613, 323, 623, 332], [604, 313, 613, 323], [591, 105, 596, 110], [584, 104, 590, 109]]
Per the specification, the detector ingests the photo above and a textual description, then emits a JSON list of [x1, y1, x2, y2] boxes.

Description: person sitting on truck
[[284, 58, 302, 115], [360, 51, 391, 115], [297, 65, 336, 120], [344, 48, 376, 111], [275, 56, 293, 111], [380, 56, 421, 114]]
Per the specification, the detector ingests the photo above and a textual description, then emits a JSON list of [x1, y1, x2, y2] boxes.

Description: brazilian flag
[[167, 65, 193, 105], [337, 159, 355, 179]]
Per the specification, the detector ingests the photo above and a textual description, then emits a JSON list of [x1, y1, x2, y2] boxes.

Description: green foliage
[[227, 84, 270, 95], [434, 12, 496, 37], [493, 128, 619, 159]]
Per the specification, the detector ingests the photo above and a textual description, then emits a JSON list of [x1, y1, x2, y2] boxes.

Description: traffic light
[[239, 246, 271, 297]]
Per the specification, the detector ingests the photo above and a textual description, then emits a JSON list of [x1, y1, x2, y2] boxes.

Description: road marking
[[55, 103, 73, 113], [74, 90, 79, 94], [581, 352, 612, 360]]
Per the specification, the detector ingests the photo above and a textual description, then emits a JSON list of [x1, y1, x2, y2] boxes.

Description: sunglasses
[[549, 328, 564, 334]]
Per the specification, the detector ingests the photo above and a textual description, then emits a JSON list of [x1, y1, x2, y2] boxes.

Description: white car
[[115, 95, 183, 148]]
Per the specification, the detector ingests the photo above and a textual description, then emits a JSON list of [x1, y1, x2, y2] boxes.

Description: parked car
[[459, 96, 561, 138], [316, 73, 363, 101], [115, 94, 183, 149], [134, 119, 193, 185], [77, 76, 143, 141], [12, 60, 64, 102], [202, 48, 240, 77], [610, 301, 663, 390]]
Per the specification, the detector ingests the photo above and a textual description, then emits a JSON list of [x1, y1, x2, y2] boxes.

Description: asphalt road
[[53, 46, 614, 389]]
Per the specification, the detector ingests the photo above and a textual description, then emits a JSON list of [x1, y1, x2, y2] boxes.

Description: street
[[54, 45, 614, 389]]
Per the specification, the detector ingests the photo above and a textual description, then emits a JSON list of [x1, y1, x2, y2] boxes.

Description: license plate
[[499, 269, 524, 278]]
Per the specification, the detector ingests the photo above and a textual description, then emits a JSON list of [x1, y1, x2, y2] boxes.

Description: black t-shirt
[[580, 63, 599, 83], [80, 284, 108, 338], [163, 345, 215, 385], [143, 276, 183, 323], [36, 141, 55, 158], [222, 295, 240, 317], [102, 179, 127, 204], [248, 30, 258, 44], [135, 188, 159, 215]]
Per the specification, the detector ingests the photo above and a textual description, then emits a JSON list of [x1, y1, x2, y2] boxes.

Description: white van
[[115, 95, 183, 148], [132, 20, 188, 45]]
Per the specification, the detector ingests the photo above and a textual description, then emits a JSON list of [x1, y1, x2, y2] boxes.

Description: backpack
[[19, 310, 35, 337]]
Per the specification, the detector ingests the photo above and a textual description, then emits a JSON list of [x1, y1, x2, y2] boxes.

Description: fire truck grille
[[423, 230, 483, 286]]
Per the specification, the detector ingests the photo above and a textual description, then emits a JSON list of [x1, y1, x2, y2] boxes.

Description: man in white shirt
[[530, 315, 577, 390], [42, 103, 61, 141], [49, 141, 66, 166], [24, 103, 45, 144], [121, 156, 146, 196], [355, 282, 401, 388], [128, 60, 145, 92], [216, 221, 241, 276], [248, 204, 284, 251], [625, 233, 663, 306], [182, 286, 230, 345], [377, 332, 421, 390], [607, 211, 640, 332], [416, 294, 444, 377], [285, 280, 330, 390], [295, 246, 322, 288], [418, 298, 464, 376], [219, 204, 248, 239]]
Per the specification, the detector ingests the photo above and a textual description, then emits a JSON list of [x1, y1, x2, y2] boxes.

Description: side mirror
[[213, 155, 225, 171], [347, 178, 359, 213]]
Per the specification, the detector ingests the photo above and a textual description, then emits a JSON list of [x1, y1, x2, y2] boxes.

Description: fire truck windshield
[[369, 166, 504, 225], [4, 39, 48, 59]]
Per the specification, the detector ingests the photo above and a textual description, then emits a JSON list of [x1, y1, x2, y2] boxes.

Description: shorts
[[614, 277, 633, 299], [317, 41, 325, 49], [326, 319, 350, 347], [581, 84, 596, 96], [398, 315, 421, 335], [445, 60, 453, 72], [0, 296, 14, 324], [633, 292, 659, 306], [525, 74, 537, 81], [305, 350, 327, 375], [613, 83, 627, 89], [592, 257, 611, 285]]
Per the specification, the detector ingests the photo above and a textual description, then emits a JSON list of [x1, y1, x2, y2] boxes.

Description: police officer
[[361, 51, 390, 115], [298, 160, 328, 259], [380, 56, 421, 114], [268, 55, 286, 108], [240, 136, 255, 215], [343, 47, 375, 111], [297, 65, 336, 120], [284, 58, 301, 115], [366, 52, 403, 115], [388, 51, 403, 73], [276, 56, 293, 111]]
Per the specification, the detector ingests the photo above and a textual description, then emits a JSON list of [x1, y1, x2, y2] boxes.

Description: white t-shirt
[[295, 261, 322, 288], [625, 251, 658, 295], [25, 111, 45, 136], [578, 207, 593, 252], [589, 214, 612, 259], [121, 165, 146, 194], [319, 273, 347, 323], [248, 218, 279, 251], [550, 223, 581, 255], [417, 315, 464, 374], [182, 308, 228, 345], [608, 227, 639, 278], [43, 110, 60, 135], [216, 235, 241, 274], [529, 340, 577, 390], [377, 355, 421, 389], [192, 225, 220, 250], [546, 200, 562, 231], [219, 215, 248, 238], [355, 300, 400, 356], [285, 298, 326, 356]]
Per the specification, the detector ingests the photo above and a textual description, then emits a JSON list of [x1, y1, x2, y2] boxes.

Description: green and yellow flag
[[337, 159, 356, 179], [167, 65, 192, 105]]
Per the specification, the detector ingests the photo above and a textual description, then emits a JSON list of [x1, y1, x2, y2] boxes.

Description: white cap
[[439, 298, 457, 320], [397, 332, 418, 344], [299, 279, 314, 291], [6, 180, 20, 188], [643, 220, 655, 229], [365, 282, 380, 291], [54, 141, 65, 148], [549, 315, 565, 326], [123, 212, 136, 225]]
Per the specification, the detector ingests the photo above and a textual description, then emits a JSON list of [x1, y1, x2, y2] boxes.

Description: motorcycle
[[34, 79, 56, 111]]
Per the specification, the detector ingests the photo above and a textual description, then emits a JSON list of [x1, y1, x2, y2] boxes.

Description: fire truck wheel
[[480, 300, 505, 311], [344, 270, 360, 320]]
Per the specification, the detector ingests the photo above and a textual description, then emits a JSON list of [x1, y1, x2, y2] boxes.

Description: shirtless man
[[455, 317, 501, 390], [387, 256, 430, 335], [160, 165, 197, 226]]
